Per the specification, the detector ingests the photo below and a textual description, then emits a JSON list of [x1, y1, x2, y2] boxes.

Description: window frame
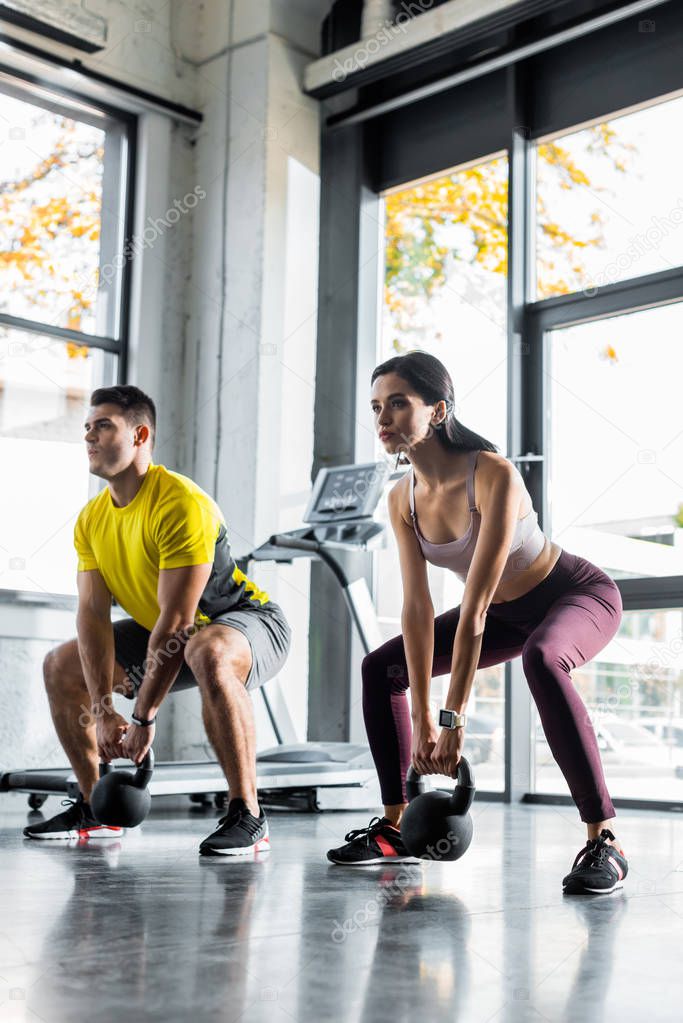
[[0, 67, 137, 602], [0, 65, 137, 377]]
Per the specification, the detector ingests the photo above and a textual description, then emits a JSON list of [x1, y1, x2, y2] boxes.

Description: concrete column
[[172, 0, 323, 757]]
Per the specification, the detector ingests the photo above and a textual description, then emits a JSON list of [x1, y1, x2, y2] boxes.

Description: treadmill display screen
[[305, 463, 389, 522], [316, 471, 364, 515]]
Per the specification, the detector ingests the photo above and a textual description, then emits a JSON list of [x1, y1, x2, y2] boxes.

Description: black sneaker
[[562, 828, 628, 894], [327, 816, 421, 865], [23, 796, 124, 841], [199, 798, 270, 856]]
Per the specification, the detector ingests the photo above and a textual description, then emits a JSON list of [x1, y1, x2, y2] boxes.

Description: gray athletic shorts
[[113, 600, 291, 697]]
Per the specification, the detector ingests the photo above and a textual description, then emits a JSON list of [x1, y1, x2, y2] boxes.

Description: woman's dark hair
[[371, 351, 499, 457], [90, 384, 156, 448]]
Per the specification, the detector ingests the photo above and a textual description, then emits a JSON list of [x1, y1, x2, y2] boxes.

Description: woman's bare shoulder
[[476, 450, 519, 480], [388, 472, 412, 525], [475, 451, 526, 515]]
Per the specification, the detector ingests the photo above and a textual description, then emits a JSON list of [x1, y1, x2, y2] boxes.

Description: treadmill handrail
[[266, 534, 352, 592], [268, 533, 320, 553]]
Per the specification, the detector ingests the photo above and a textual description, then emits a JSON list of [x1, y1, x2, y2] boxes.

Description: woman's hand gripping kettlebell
[[430, 722, 465, 778], [410, 710, 440, 776]]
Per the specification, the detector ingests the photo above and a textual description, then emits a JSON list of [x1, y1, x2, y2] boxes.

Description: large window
[[375, 153, 509, 791], [548, 305, 683, 580], [0, 76, 134, 598], [530, 91, 683, 805], [366, 86, 683, 808], [319, 3, 683, 807], [535, 95, 683, 298], [534, 607, 683, 802]]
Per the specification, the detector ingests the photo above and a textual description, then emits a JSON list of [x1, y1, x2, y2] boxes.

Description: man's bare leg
[[43, 640, 131, 802], [185, 626, 259, 817]]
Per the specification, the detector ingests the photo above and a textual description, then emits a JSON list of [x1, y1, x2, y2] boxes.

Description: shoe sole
[[563, 880, 624, 895], [199, 836, 270, 857], [24, 827, 124, 840], [327, 855, 422, 865]]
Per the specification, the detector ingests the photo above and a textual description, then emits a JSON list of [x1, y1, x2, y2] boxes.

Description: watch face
[[439, 709, 454, 727]]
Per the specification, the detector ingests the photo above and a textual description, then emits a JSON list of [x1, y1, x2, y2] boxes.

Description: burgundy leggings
[[362, 549, 623, 823]]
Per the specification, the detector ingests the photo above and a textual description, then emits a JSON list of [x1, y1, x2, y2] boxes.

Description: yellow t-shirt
[[74, 463, 269, 631]]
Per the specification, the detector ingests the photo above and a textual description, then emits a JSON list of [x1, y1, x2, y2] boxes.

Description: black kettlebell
[[90, 749, 155, 828], [400, 757, 475, 862]]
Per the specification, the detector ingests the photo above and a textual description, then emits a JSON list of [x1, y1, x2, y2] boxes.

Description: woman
[[327, 351, 628, 895]]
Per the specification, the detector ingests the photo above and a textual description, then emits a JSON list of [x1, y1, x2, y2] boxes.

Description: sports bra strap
[[409, 466, 416, 519], [466, 450, 480, 512]]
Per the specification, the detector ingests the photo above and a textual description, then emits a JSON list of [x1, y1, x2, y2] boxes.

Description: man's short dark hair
[[90, 385, 157, 448]]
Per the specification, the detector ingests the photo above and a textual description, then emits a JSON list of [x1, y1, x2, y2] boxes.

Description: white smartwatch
[[438, 709, 467, 730]]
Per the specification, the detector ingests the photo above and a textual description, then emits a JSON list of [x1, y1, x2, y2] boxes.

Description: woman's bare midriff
[[490, 539, 562, 604]]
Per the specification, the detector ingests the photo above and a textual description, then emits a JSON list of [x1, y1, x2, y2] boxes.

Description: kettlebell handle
[[405, 756, 476, 814], [405, 764, 427, 801], [98, 748, 155, 785], [134, 748, 155, 789]]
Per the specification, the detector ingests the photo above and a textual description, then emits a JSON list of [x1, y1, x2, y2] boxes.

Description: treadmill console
[[304, 462, 389, 524], [245, 462, 390, 562]]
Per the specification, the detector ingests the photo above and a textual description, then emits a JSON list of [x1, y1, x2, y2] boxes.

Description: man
[[24, 385, 291, 855]]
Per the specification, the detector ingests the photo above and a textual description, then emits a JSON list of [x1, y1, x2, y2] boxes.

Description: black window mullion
[[116, 112, 136, 385], [505, 62, 535, 807], [0, 313, 121, 354], [529, 266, 683, 331]]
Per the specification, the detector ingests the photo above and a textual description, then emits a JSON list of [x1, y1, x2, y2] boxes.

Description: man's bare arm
[[76, 570, 132, 761], [76, 569, 117, 711], [133, 563, 213, 720]]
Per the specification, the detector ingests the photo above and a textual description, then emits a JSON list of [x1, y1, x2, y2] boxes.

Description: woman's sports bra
[[408, 449, 546, 584]]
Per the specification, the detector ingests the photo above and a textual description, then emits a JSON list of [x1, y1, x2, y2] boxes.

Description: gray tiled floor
[[1, 794, 682, 1022]]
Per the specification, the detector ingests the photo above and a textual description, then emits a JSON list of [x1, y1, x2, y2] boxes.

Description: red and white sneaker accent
[[327, 816, 421, 865], [23, 798, 124, 840]]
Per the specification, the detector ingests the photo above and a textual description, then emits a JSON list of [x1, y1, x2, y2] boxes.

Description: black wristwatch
[[438, 709, 467, 730], [132, 711, 157, 727]]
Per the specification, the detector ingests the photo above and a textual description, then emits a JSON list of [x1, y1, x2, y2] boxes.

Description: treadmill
[[1, 462, 391, 814]]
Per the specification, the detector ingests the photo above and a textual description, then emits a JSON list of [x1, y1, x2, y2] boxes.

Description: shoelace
[[60, 797, 86, 817], [344, 816, 386, 845], [216, 809, 263, 837], [55, 798, 97, 826], [573, 836, 611, 871]]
